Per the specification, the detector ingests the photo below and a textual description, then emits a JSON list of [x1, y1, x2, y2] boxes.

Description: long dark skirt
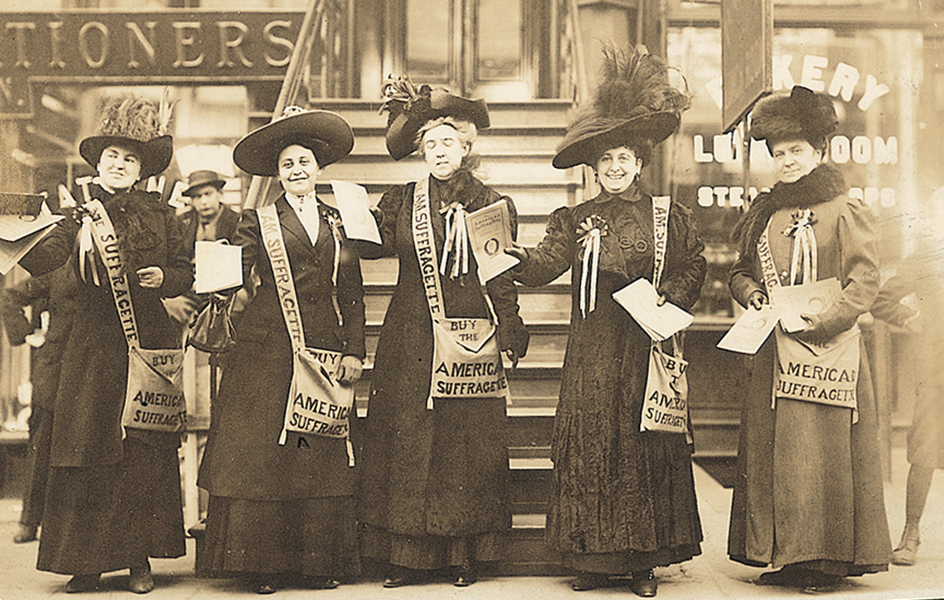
[[201, 495, 360, 578], [361, 523, 502, 570], [36, 437, 185, 575], [20, 405, 53, 528]]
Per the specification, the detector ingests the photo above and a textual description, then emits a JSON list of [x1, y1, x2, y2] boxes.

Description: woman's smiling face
[[97, 145, 142, 190], [278, 144, 319, 196], [595, 146, 642, 195]]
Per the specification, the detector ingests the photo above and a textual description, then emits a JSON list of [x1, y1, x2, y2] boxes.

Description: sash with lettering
[[640, 196, 690, 435], [84, 200, 186, 433], [412, 178, 508, 410], [758, 215, 859, 415], [257, 204, 355, 458]]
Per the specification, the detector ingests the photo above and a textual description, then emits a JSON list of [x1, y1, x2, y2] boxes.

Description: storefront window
[[666, 26, 923, 316]]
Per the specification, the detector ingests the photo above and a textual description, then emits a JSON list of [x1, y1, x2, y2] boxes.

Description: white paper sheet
[[465, 199, 520, 283], [330, 180, 381, 244], [0, 214, 64, 242], [194, 241, 242, 294], [612, 278, 694, 341], [0, 223, 59, 275], [717, 304, 783, 354], [770, 277, 842, 333]]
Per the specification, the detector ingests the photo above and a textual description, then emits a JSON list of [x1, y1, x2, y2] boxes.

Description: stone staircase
[[294, 99, 744, 575]]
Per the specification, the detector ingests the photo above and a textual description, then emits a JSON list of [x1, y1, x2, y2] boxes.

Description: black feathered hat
[[381, 75, 490, 161], [552, 45, 691, 170], [750, 86, 838, 152], [233, 106, 354, 177], [79, 91, 175, 179]]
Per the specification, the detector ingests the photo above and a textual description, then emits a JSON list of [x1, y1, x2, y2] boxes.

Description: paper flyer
[[717, 304, 783, 354], [465, 199, 519, 283], [194, 241, 243, 294], [770, 277, 842, 333], [330, 180, 382, 244], [612, 278, 694, 341]]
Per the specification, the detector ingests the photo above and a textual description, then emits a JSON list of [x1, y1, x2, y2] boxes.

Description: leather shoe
[[13, 523, 38, 544], [454, 563, 477, 587], [383, 566, 414, 588], [571, 572, 606, 591], [309, 576, 341, 590], [129, 566, 154, 594], [254, 582, 277, 595], [629, 570, 657, 597], [65, 574, 100, 594]]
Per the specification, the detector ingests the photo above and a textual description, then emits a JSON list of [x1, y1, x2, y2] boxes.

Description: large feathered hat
[[381, 75, 490, 161], [552, 45, 691, 169], [233, 105, 354, 177], [79, 91, 175, 179], [750, 86, 838, 152]]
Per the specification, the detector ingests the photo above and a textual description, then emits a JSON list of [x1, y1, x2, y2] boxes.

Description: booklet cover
[[465, 199, 520, 283], [770, 277, 842, 333]]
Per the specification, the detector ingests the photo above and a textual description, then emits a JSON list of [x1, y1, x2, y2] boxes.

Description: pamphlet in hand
[[770, 277, 842, 333], [330, 180, 381, 244], [612, 278, 694, 341], [465, 199, 520, 283], [717, 304, 783, 354], [194, 241, 242, 294], [0, 192, 65, 275]]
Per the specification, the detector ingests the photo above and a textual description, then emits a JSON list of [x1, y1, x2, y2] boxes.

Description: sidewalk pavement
[[1, 448, 942, 600]]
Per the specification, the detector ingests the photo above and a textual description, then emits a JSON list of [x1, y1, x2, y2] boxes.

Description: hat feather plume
[[594, 44, 691, 122], [95, 91, 174, 141], [380, 74, 431, 127]]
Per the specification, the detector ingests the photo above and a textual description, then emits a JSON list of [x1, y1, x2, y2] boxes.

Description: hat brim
[[233, 110, 354, 177], [385, 92, 490, 161], [551, 112, 679, 169], [183, 179, 226, 196], [79, 135, 174, 179]]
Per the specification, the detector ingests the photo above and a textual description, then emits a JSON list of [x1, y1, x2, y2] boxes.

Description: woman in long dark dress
[[506, 47, 704, 597], [356, 79, 529, 588], [20, 93, 191, 594], [197, 106, 365, 594], [726, 86, 891, 591]]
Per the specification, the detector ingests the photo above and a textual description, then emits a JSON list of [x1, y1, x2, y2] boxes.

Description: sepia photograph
[[0, 0, 941, 598]]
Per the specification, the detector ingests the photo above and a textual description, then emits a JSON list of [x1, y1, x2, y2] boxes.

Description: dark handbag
[[188, 294, 237, 353]]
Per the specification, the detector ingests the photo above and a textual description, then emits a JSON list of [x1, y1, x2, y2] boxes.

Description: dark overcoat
[[727, 165, 891, 574], [357, 171, 529, 538], [512, 185, 706, 568], [20, 183, 191, 575], [197, 195, 366, 501], [177, 204, 241, 258], [21, 184, 193, 467]]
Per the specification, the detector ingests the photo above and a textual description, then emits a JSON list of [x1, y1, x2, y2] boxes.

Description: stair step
[[265, 99, 574, 130], [348, 134, 565, 156], [324, 156, 577, 186]]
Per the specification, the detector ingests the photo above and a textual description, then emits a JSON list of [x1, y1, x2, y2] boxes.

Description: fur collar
[[733, 164, 846, 256]]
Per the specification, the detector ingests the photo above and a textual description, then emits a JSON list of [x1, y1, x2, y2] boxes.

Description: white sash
[[84, 200, 186, 434], [640, 196, 690, 436], [257, 203, 355, 463], [411, 178, 508, 410]]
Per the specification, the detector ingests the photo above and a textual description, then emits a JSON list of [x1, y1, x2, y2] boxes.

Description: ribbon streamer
[[440, 204, 469, 279]]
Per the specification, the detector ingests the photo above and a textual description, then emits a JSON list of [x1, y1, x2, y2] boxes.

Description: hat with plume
[[79, 89, 175, 179], [552, 44, 691, 169], [381, 75, 490, 161]]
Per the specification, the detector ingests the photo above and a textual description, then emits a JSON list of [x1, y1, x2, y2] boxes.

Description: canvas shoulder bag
[[412, 178, 508, 410], [257, 203, 355, 462], [758, 214, 860, 416], [84, 199, 186, 434], [640, 195, 690, 435]]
